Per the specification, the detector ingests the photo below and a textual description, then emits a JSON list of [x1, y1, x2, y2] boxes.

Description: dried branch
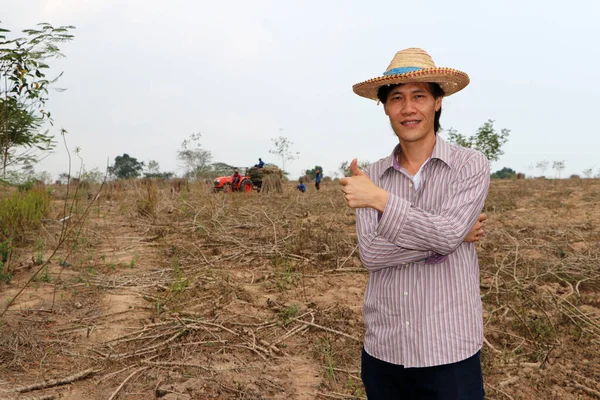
[[107, 366, 148, 400], [12, 367, 96, 393]]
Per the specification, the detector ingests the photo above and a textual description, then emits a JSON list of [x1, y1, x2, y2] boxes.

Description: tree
[[210, 162, 236, 177], [535, 160, 549, 177], [445, 128, 472, 149], [0, 22, 75, 177], [0, 99, 53, 174], [269, 136, 299, 173], [143, 160, 173, 179], [177, 133, 212, 179], [81, 167, 104, 183], [0, 164, 48, 186], [582, 168, 593, 179], [145, 160, 160, 175], [35, 170, 52, 184], [490, 167, 516, 180], [445, 120, 510, 163], [340, 160, 371, 177], [552, 160, 566, 179], [109, 154, 144, 179], [58, 172, 70, 184]]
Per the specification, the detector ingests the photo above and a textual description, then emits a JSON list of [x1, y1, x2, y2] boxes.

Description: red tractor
[[213, 173, 255, 193]]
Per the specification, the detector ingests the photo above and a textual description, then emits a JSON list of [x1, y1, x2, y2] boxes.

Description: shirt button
[[408, 183, 413, 188], [406, 321, 410, 326], [404, 292, 408, 296]]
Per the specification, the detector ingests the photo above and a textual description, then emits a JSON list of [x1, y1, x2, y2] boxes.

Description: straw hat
[[352, 48, 469, 101]]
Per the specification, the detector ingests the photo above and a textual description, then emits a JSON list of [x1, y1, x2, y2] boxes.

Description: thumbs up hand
[[339, 158, 388, 212], [349, 158, 365, 177]]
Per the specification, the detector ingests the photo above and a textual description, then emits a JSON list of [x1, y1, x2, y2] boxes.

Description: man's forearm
[[357, 207, 432, 272]]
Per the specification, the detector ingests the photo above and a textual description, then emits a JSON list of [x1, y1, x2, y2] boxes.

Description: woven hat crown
[[385, 48, 436, 72], [352, 47, 469, 100]]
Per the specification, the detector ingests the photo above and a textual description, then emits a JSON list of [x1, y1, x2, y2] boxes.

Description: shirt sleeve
[[356, 166, 433, 272], [377, 152, 490, 255], [356, 207, 434, 272]]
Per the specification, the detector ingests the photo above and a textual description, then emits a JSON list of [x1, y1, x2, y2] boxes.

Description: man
[[255, 158, 265, 168], [315, 169, 322, 191], [232, 168, 241, 188], [340, 48, 489, 399]]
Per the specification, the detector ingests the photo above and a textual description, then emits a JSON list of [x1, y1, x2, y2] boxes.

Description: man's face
[[383, 82, 442, 144]]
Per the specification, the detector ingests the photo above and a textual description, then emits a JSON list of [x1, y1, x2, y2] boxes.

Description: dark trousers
[[361, 348, 485, 400]]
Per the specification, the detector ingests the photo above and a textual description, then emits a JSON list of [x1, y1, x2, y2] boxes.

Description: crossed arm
[[341, 155, 490, 272]]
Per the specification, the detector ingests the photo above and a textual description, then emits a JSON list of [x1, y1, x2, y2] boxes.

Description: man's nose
[[401, 99, 417, 114]]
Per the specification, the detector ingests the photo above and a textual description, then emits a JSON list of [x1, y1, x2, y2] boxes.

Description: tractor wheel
[[223, 184, 232, 193], [240, 179, 253, 193]]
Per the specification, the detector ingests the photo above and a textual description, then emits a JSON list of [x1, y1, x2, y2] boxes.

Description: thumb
[[350, 158, 364, 176]]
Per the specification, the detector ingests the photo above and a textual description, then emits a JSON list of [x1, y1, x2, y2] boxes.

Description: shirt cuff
[[376, 193, 410, 244]]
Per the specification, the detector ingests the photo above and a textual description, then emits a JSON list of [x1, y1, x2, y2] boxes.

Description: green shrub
[[490, 167, 517, 180], [0, 239, 11, 263], [17, 180, 36, 192], [0, 188, 51, 243], [0, 260, 11, 283]]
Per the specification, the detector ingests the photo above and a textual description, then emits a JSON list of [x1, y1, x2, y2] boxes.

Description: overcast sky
[[3, 0, 599, 180]]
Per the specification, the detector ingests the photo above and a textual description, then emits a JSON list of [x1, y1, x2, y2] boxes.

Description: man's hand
[[339, 159, 388, 212], [464, 213, 487, 243]]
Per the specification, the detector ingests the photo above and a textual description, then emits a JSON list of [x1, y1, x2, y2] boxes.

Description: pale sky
[[3, 0, 599, 180]]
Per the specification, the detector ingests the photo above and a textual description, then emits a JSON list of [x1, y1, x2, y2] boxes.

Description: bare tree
[[536, 160, 549, 177], [552, 160, 565, 179], [177, 133, 212, 179], [269, 135, 299, 174]]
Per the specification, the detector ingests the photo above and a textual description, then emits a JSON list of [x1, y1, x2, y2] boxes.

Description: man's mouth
[[401, 120, 421, 126]]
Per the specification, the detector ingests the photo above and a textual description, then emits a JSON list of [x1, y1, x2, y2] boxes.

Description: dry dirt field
[[1, 178, 599, 399]]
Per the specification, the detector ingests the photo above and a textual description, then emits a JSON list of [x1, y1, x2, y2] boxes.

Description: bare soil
[[1, 178, 599, 399]]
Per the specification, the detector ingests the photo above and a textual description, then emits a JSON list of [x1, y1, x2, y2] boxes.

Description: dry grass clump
[[0, 187, 51, 243], [0, 319, 46, 372], [135, 179, 159, 218], [261, 174, 283, 194], [247, 166, 284, 194]]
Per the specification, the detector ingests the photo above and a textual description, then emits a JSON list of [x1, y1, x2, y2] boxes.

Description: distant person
[[232, 168, 241, 187], [296, 179, 306, 193], [315, 169, 322, 191], [340, 48, 489, 399], [254, 158, 265, 168]]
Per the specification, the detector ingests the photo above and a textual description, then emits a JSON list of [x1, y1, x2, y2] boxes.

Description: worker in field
[[232, 168, 241, 187], [254, 158, 265, 168], [296, 178, 306, 193], [315, 168, 322, 191], [340, 48, 489, 399]]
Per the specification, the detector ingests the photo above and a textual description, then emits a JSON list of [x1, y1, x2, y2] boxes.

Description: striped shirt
[[357, 137, 490, 368]]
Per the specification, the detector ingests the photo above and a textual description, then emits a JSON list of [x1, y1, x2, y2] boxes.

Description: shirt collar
[[379, 136, 453, 178]]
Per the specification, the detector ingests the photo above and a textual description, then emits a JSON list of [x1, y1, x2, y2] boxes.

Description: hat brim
[[352, 67, 469, 101]]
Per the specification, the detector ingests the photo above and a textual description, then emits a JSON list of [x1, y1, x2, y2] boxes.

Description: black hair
[[377, 82, 445, 134]]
